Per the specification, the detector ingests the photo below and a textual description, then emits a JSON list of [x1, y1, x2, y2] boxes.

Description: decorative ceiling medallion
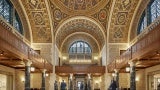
[[52, 0, 109, 15], [54, 9, 62, 21], [28, 0, 41, 9], [98, 9, 107, 22]]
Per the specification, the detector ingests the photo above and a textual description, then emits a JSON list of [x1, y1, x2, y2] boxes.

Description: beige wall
[[119, 73, 130, 88], [0, 65, 15, 90], [15, 70, 25, 90], [136, 69, 146, 90]]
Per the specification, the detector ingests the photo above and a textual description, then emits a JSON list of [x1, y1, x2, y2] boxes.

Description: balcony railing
[[108, 17, 160, 72], [0, 17, 53, 72]]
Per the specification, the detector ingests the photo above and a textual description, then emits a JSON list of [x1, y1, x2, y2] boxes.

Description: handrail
[[108, 18, 160, 72], [0, 17, 53, 72]]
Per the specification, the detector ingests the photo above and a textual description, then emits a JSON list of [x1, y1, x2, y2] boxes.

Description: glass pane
[[0, 0, 3, 16], [3, 0, 10, 23]]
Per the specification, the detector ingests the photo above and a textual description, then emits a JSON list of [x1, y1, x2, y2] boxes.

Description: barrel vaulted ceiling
[[17, 0, 143, 51]]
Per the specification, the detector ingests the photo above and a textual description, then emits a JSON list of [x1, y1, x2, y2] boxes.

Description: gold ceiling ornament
[[51, 0, 109, 15], [21, 0, 52, 43], [55, 16, 106, 51], [108, 0, 139, 43]]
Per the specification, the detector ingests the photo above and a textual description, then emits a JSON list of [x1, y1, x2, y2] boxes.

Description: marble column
[[24, 60, 32, 90], [129, 61, 136, 90], [114, 69, 119, 90], [69, 74, 73, 90], [41, 69, 46, 90]]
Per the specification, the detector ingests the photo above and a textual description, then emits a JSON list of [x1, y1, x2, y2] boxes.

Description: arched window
[[0, 0, 23, 34], [137, 0, 160, 35], [69, 41, 92, 54], [150, 0, 160, 22], [137, 12, 147, 34]]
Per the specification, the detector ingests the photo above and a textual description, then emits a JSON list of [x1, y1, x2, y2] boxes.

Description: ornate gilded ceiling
[[55, 16, 105, 51], [15, 0, 142, 51], [21, 0, 52, 43], [108, 0, 139, 43], [51, 0, 109, 15]]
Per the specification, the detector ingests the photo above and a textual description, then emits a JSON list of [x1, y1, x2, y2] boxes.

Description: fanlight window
[[69, 41, 91, 54], [0, 0, 23, 34], [69, 41, 92, 61], [137, 0, 160, 35]]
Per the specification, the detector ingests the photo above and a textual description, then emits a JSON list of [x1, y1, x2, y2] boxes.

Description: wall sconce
[[126, 67, 130, 72], [62, 56, 67, 60], [0, 51, 4, 56], [136, 77, 139, 81], [21, 77, 25, 82], [30, 67, 35, 72], [94, 56, 98, 60], [45, 73, 49, 77], [112, 73, 115, 77]]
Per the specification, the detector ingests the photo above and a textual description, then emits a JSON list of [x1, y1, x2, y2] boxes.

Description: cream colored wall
[[31, 43, 53, 64], [0, 65, 15, 90], [31, 73, 42, 89], [145, 64, 160, 90], [119, 73, 130, 88], [136, 69, 146, 90], [101, 45, 107, 66], [15, 70, 25, 90], [107, 43, 128, 64]]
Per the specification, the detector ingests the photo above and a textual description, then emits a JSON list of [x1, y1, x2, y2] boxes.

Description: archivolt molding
[[21, 0, 52, 43], [108, 0, 139, 43], [128, 0, 150, 42], [10, 0, 31, 42], [61, 33, 99, 53], [55, 16, 105, 50]]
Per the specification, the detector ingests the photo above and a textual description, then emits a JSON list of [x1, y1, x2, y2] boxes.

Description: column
[[41, 69, 46, 90], [129, 61, 136, 90], [69, 74, 73, 90], [24, 60, 32, 90], [114, 69, 119, 90]]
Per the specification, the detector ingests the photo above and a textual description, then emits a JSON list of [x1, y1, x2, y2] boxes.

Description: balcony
[[107, 18, 160, 72], [0, 17, 53, 72]]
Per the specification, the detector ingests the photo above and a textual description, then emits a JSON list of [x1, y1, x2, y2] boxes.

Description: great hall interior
[[0, 0, 160, 90]]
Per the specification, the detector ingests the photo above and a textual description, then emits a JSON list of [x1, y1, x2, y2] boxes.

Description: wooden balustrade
[[0, 18, 53, 72], [108, 21, 160, 72], [55, 66, 105, 74]]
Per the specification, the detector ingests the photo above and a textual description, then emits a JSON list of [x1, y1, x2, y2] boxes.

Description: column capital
[[114, 69, 120, 73], [128, 61, 137, 67], [41, 69, 47, 73], [24, 59, 32, 66]]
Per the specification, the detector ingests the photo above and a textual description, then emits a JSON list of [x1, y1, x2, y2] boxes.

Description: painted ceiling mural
[[19, 0, 140, 45], [21, 0, 52, 43], [55, 18, 105, 51], [109, 0, 139, 43]]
